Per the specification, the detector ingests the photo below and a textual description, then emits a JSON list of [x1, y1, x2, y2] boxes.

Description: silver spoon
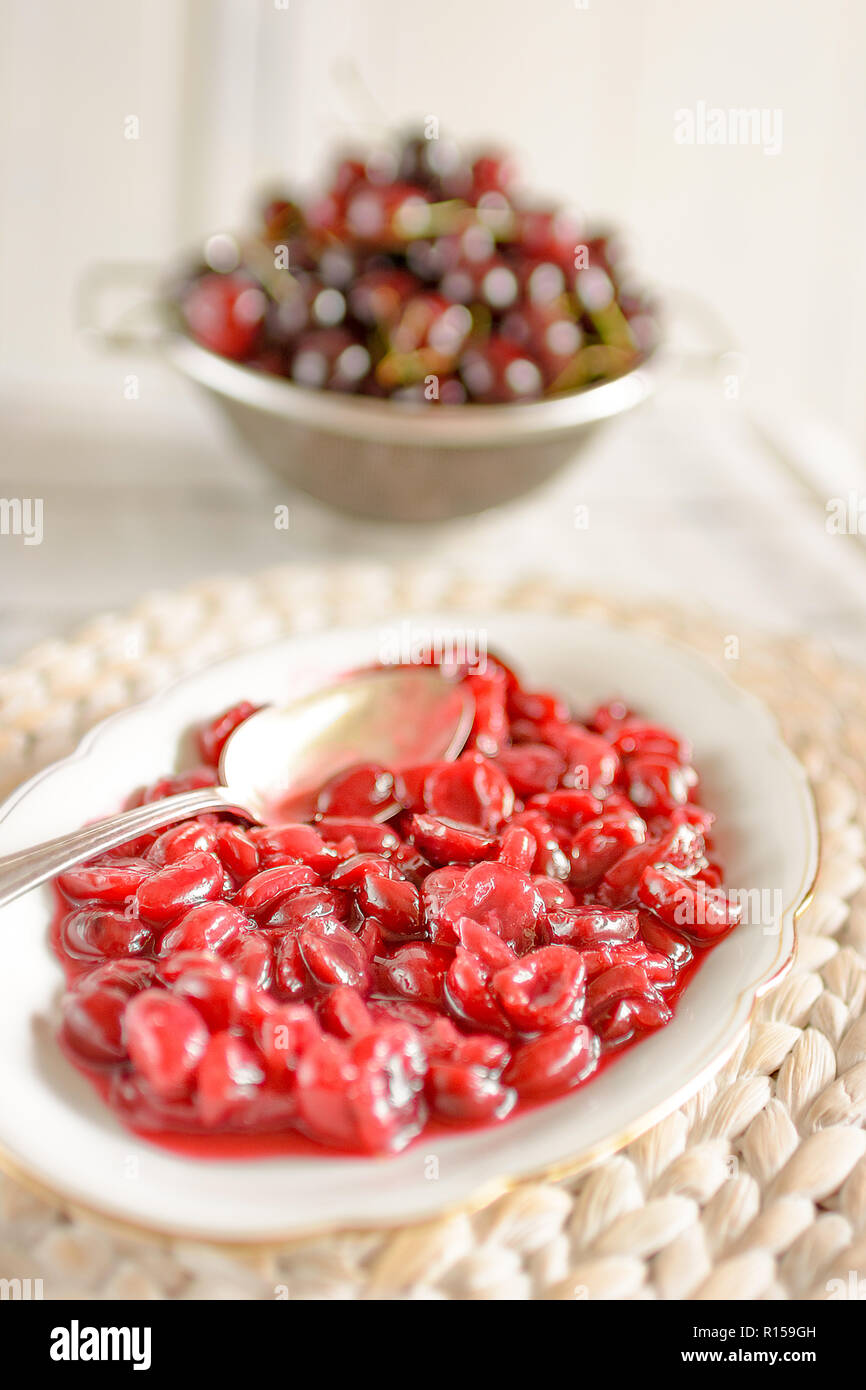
[[0, 668, 474, 911]]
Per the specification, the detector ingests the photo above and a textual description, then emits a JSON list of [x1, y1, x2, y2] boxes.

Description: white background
[[0, 0, 865, 669]]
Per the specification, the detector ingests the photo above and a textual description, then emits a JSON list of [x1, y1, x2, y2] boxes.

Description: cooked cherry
[[426, 1022, 511, 1074], [317, 762, 396, 818], [532, 876, 576, 912], [57, 859, 153, 907], [232, 981, 280, 1034], [386, 843, 432, 885], [426, 1063, 516, 1122], [226, 933, 274, 990], [509, 810, 571, 879], [537, 723, 619, 793], [544, 907, 638, 949], [125, 990, 209, 1099], [274, 933, 313, 1002], [329, 853, 402, 890], [315, 817, 401, 853], [250, 822, 340, 875], [592, 993, 672, 1044], [77, 959, 158, 996], [366, 995, 442, 1030], [491, 946, 586, 1032], [352, 1020, 426, 1097], [159, 901, 250, 956], [527, 790, 603, 829], [135, 852, 224, 926], [586, 963, 658, 1015], [378, 943, 451, 1007], [423, 753, 514, 832], [577, 939, 673, 986], [356, 873, 420, 934], [197, 1032, 266, 1126], [258, 885, 350, 935], [295, 1025, 425, 1154], [495, 745, 565, 797], [148, 820, 217, 868], [61, 908, 154, 960], [299, 922, 371, 991], [497, 826, 537, 873], [598, 823, 704, 905], [463, 670, 510, 757], [456, 919, 516, 972], [638, 910, 694, 969], [164, 953, 244, 1032], [608, 718, 690, 762], [439, 861, 546, 952], [62, 986, 129, 1064], [393, 762, 442, 813], [408, 813, 498, 866], [588, 700, 632, 733], [130, 767, 219, 808], [637, 865, 741, 940], [319, 986, 374, 1039], [569, 818, 645, 891], [671, 803, 716, 834], [504, 1023, 600, 1098], [445, 949, 506, 1031], [233, 864, 322, 920], [627, 753, 696, 816], [213, 825, 259, 883], [419, 864, 469, 947], [358, 917, 386, 959], [197, 701, 261, 766], [258, 1003, 321, 1083], [507, 688, 570, 724], [293, 1037, 359, 1148]]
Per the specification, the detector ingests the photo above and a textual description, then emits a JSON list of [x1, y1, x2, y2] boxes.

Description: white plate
[[0, 613, 817, 1244]]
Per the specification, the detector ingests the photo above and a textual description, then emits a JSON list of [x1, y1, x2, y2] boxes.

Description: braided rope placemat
[[1, 565, 865, 1301]]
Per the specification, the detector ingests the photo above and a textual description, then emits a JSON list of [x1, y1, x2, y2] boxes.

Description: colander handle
[[663, 287, 741, 380], [75, 261, 169, 350]]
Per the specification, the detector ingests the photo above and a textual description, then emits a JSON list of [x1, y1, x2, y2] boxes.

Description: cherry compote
[[52, 658, 738, 1155]]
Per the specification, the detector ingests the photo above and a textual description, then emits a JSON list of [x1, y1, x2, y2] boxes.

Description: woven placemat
[[1, 565, 865, 1301]]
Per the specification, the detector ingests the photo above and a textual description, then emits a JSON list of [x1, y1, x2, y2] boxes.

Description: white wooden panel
[[0, 0, 188, 381]]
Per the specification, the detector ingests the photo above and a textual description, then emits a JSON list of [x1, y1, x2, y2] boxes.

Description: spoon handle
[[0, 787, 251, 912]]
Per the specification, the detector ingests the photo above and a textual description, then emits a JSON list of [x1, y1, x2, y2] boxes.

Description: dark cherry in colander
[[177, 129, 656, 405]]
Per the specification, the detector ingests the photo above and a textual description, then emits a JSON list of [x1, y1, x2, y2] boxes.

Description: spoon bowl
[[221, 667, 475, 820], [0, 666, 473, 910]]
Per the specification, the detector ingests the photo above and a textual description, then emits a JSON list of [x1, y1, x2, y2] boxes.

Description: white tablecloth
[[1, 370, 864, 667]]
